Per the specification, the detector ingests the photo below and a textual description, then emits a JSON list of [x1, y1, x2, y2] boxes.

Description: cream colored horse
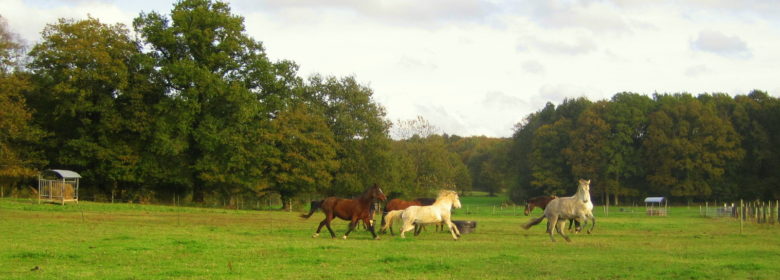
[[522, 179, 595, 242], [381, 190, 462, 240]]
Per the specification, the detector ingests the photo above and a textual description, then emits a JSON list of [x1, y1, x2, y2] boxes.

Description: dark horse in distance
[[301, 184, 387, 240], [524, 196, 557, 215]]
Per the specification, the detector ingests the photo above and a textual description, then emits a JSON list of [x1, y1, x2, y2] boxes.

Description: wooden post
[[739, 199, 743, 234], [763, 202, 767, 224], [705, 201, 709, 217]]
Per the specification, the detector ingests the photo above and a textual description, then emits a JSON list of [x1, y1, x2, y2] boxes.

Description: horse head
[[371, 183, 387, 201], [578, 179, 591, 192], [438, 190, 461, 209], [453, 192, 462, 209]]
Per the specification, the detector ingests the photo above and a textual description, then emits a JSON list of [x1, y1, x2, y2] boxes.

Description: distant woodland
[[2, 0, 778, 208]]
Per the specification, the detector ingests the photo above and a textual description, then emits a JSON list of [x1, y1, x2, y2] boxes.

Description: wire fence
[[701, 200, 780, 225]]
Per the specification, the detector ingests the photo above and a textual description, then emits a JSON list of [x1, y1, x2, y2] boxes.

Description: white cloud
[[521, 0, 633, 35], [523, 36, 598, 55], [691, 30, 751, 59], [3, 0, 780, 137], [239, 0, 498, 27], [1, 0, 135, 44], [521, 60, 545, 74], [684, 64, 709, 77]]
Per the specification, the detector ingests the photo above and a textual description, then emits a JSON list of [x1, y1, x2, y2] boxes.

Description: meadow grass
[[1, 196, 778, 279]]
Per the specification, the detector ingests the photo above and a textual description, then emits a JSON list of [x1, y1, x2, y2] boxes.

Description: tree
[[304, 75, 394, 196], [264, 103, 338, 209], [644, 94, 743, 199], [720, 91, 779, 199], [563, 102, 610, 201], [133, 0, 298, 202], [507, 103, 556, 202], [0, 16, 45, 191], [392, 133, 471, 197], [529, 119, 574, 196], [26, 17, 145, 198], [528, 98, 592, 196], [599, 93, 654, 204], [392, 115, 440, 140]]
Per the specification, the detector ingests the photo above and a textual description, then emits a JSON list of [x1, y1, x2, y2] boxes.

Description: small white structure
[[644, 197, 667, 216], [38, 169, 80, 205]]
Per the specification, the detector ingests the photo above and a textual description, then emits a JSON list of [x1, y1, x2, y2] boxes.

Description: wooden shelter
[[644, 197, 667, 216], [38, 169, 80, 205]]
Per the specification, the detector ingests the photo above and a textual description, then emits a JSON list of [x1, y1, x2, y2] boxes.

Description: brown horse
[[301, 184, 387, 240], [306, 199, 380, 230], [524, 196, 558, 215], [381, 197, 436, 235]]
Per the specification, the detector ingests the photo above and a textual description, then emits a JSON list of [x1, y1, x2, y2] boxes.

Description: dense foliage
[[1, 1, 778, 205], [507, 92, 780, 204]]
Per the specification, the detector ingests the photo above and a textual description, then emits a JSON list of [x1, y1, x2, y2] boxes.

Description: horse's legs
[[569, 218, 582, 233], [547, 215, 558, 242], [342, 218, 358, 239], [324, 214, 337, 238], [313, 218, 329, 238], [555, 219, 571, 242], [587, 214, 596, 234], [366, 217, 379, 240], [399, 219, 415, 238], [444, 219, 460, 240], [380, 212, 388, 233]]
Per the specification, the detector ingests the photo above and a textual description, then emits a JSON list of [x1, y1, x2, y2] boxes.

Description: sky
[[3, 0, 780, 138]]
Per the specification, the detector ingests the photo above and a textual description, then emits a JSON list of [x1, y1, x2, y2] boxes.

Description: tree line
[[1, 0, 778, 207], [0, 1, 485, 208], [505, 92, 780, 205]]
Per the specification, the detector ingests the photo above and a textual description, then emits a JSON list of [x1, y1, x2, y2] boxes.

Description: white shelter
[[644, 197, 667, 216], [38, 169, 80, 205]]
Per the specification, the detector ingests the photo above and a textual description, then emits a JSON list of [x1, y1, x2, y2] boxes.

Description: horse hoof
[[342, 236, 348, 240], [312, 233, 319, 238], [374, 237, 381, 240]]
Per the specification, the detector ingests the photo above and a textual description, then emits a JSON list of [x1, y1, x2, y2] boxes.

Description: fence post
[[763, 202, 767, 224], [739, 199, 744, 234]]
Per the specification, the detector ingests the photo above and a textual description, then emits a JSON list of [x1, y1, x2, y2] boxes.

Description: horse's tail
[[381, 210, 404, 232], [300, 200, 323, 219], [522, 215, 546, 230]]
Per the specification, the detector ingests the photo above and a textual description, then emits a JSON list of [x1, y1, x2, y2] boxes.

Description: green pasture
[[1, 195, 778, 280]]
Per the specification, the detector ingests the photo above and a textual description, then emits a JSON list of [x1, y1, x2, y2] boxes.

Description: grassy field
[[1, 195, 779, 280]]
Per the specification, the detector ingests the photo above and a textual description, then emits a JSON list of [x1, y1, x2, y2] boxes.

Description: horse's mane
[[434, 190, 457, 203], [356, 183, 378, 202]]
